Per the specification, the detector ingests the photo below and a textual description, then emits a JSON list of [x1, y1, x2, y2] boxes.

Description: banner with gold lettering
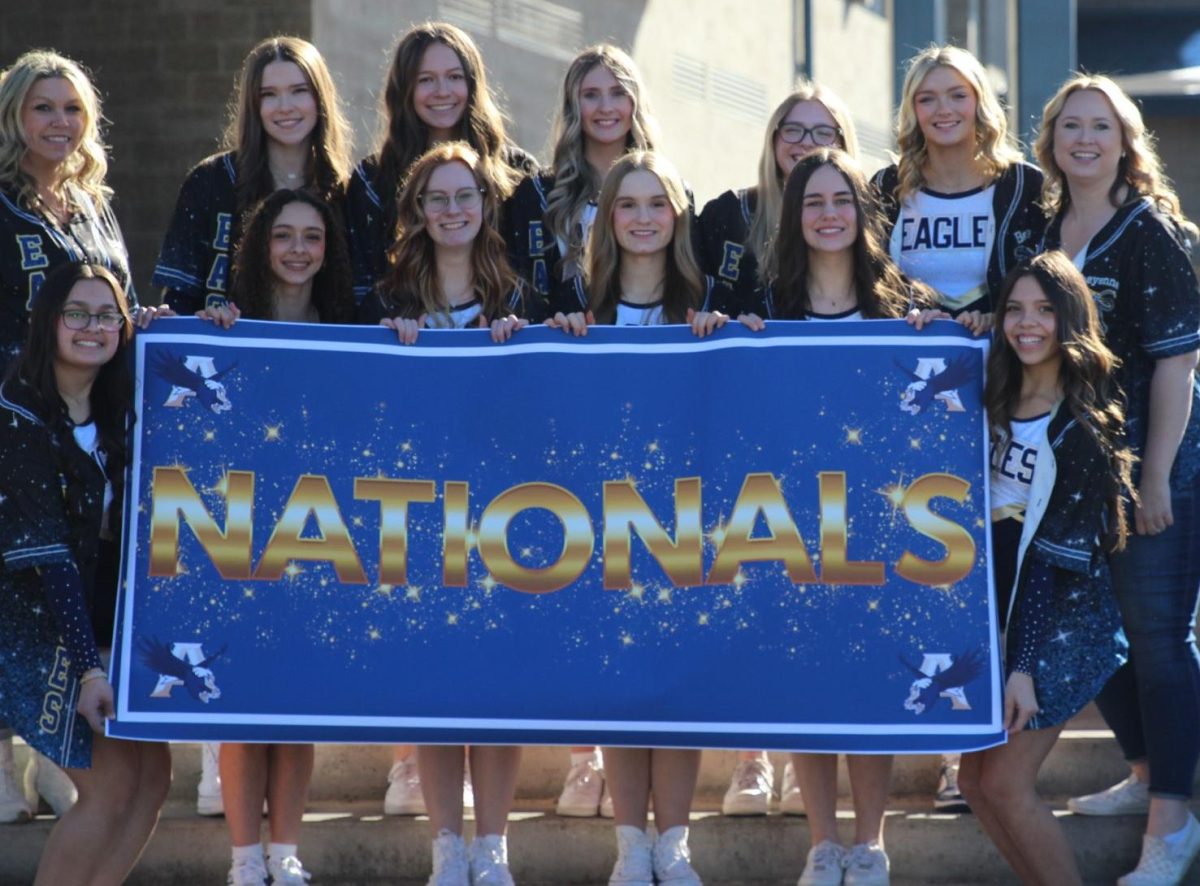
[[108, 318, 1003, 752]]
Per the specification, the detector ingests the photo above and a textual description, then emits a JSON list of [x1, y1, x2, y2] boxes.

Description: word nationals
[[148, 468, 976, 592]]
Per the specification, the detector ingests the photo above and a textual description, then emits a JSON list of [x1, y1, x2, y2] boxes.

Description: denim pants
[[1095, 487, 1200, 799]]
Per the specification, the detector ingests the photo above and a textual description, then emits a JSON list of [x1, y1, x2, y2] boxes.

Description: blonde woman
[[697, 82, 858, 319], [154, 36, 351, 314], [505, 45, 662, 312], [345, 21, 535, 302], [1034, 74, 1200, 886], [872, 45, 1043, 334]]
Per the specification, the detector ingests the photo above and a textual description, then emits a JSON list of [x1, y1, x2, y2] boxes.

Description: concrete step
[[1, 798, 1184, 885]]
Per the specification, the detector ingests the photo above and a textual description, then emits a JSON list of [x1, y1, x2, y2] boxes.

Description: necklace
[[269, 164, 305, 185]]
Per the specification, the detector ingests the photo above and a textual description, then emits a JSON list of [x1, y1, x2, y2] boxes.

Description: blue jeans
[[1095, 488, 1200, 799]]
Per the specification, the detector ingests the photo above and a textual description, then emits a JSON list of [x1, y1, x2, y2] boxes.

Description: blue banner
[[109, 318, 1003, 752]]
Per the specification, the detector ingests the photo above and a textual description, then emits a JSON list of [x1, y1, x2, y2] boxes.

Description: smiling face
[[413, 41, 469, 139], [1003, 275, 1061, 370], [774, 100, 840, 178], [422, 160, 483, 249], [259, 60, 318, 148], [800, 164, 858, 254], [55, 277, 121, 375], [914, 65, 978, 150], [578, 64, 633, 148], [268, 201, 326, 287], [1053, 88, 1123, 188], [20, 76, 85, 174], [611, 168, 675, 257]]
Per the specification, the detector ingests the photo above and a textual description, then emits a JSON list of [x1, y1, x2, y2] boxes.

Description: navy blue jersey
[[697, 187, 760, 316], [1042, 197, 1200, 488], [0, 184, 136, 373], [153, 152, 239, 314]]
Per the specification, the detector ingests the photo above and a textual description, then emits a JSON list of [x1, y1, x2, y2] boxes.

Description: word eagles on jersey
[[148, 466, 975, 593]]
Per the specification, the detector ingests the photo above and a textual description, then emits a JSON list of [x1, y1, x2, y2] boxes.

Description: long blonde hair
[[222, 36, 352, 211], [0, 50, 110, 206], [544, 46, 660, 273], [585, 151, 703, 324], [894, 45, 1022, 203], [1033, 74, 1197, 238], [379, 142, 516, 322], [752, 82, 859, 283]]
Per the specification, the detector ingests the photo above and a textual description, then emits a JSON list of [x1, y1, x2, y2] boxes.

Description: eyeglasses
[[60, 309, 124, 331], [420, 187, 485, 214], [777, 123, 841, 146]]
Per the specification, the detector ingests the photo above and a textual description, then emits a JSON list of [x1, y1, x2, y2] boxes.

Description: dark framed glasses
[[60, 309, 124, 331], [776, 123, 841, 146]]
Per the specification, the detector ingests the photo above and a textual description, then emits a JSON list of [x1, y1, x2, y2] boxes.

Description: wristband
[[79, 668, 107, 686]]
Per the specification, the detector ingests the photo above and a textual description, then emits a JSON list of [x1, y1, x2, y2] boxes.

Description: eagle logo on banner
[[139, 638, 226, 703], [900, 649, 984, 715], [896, 355, 972, 416], [152, 352, 237, 414]]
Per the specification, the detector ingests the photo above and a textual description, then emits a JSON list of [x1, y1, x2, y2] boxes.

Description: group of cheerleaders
[[0, 17, 1196, 886]]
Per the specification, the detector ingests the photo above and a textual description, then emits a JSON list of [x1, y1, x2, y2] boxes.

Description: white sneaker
[[843, 841, 889, 886], [1117, 814, 1200, 886], [799, 840, 846, 886], [722, 757, 774, 816], [653, 825, 702, 884], [429, 830, 470, 886], [600, 782, 614, 818], [609, 825, 653, 885], [463, 770, 475, 816], [780, 761, 806, 816], [384, 757, 426, 815], [267, 854, 312, 885], [469, 833, 515, 886], [0, 739, 30, 823], [557, 754, 604, 817], [227, 856, 269, 886], [23, 751, 76, 817], [198, 742, 224, 816], [1068, 773, 1151, 816], [933, 755, 969, 813]]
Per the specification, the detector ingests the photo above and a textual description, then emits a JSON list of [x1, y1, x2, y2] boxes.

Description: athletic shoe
[[780, 761, 806, 816], [799, 840, 846, 886], [652, 825, 702, 884], [600, 782, 614, 818], [266, 854, 312, 885], [429, 830, 469, 886], [227, 856, 269, 886], [556, 754, 605, 817], [1117, 814, 1200, 885], [1068, 773, 1151, 816], [933, 756, 970, 813], [843, 841, 890, 886], [23, 751, 76, 817], [384, 757, 426, 815], [722, 756, 774, 816], [469, 833, 515, 886], [609, 825, 653, 885], [0, 739, 30, 823], [198, 741, 225, 816]]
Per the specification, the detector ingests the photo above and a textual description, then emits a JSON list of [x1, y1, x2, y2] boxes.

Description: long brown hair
[[223, 36, 351, 213], [229, 189, 354, 323], [375, 22, 520, 228], [584, 151, 703, 324], [378, 142, 516, 322], [985, 251, 1135, 550], [772, 149, 917, 319]]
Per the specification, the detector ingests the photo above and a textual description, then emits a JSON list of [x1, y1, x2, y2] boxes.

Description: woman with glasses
[[0, 261, 171, 884], [697, 82, 859, 319], [873, 45, 1043, 336], [364, 144, 537, 886], [0, 48, 140, 826]]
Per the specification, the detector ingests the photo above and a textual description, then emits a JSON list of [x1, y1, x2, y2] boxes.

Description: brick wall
[[0, 1, 312, 300]]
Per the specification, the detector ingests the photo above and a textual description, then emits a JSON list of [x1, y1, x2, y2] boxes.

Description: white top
[[990, 411, 1052, 516], [614, 299, 665, 326], [424, 297, 483, 329], [72, 420, 113, 533], [892, 184, 995, 312]]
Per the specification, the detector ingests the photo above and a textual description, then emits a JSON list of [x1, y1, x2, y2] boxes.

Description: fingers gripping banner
[[108, 319, 1003, 752]]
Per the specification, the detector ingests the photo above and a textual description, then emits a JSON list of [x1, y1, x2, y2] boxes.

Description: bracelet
[[79, 669, 107, 686]]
